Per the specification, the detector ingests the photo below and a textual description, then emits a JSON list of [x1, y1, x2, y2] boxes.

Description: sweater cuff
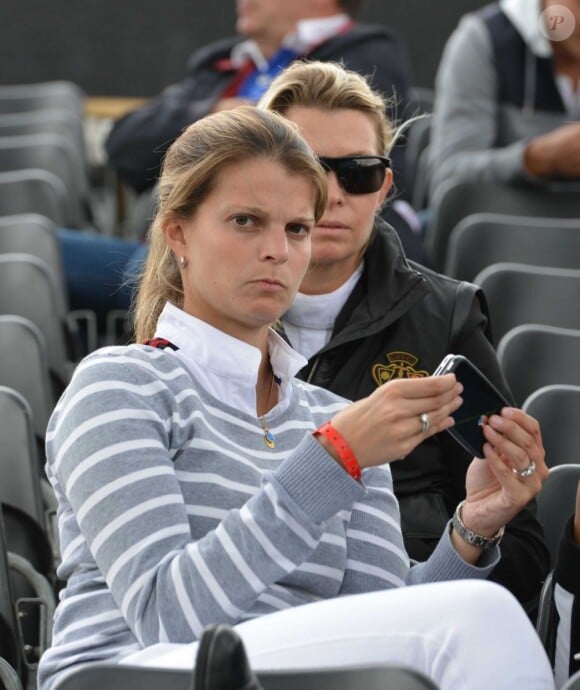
[[270, 433, 366, 524], [426, 520, 500, 580], [554, 516, 580, 595], [505, 140, 531, 182]]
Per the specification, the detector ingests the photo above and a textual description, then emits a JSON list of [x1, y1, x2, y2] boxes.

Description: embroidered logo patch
[[371, 351, 429, 386]]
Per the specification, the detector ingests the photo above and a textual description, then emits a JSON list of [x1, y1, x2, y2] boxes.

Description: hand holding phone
[[432, 354, 510, 458]]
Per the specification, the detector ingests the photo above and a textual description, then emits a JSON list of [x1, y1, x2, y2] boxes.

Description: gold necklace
[[259, 371, 276, 449]]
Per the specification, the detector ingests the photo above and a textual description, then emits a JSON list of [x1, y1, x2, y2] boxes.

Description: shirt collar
[[154, 302, 307, 386], [500, 0, 553, 58], [293, 14, 352, 51], [230, 13, 352, 70], [284, 261, 364, 329]]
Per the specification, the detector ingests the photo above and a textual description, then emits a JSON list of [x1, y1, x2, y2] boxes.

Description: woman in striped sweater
[[39, 105, 554, 690]]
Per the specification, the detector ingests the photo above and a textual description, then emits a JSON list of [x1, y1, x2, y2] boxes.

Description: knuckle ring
[[512, 461, 536, 478], [420, 412, 430, 434]]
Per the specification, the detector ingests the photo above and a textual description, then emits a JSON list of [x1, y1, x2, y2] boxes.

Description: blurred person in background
[[429, 0, 580, 202], [105, 0, 427, 261]]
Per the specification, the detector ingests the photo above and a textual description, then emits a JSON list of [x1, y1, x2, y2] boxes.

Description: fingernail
[[485, 425, 499, 439], [502, 407, 515, 418], [490, 415, 503, 428]]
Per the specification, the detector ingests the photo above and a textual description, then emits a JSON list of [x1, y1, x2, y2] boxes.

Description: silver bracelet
[[452, 500, 505, 550]]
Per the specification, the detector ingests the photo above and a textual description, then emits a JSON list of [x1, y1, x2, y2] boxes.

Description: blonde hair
[[258, 60, 396, 156], [133, 106, 327, 342]]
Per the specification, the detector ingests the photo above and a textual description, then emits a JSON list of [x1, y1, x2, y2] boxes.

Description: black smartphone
[[432, 354, 510, 459]]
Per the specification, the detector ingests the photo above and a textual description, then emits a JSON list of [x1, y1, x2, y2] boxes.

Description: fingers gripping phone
[[432, 354, 510, 459]]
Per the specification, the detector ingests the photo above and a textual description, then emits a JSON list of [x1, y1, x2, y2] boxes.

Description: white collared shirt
[[230, 13, 351, 70], [153, 302, 307, 418], [282, 262, 364, 361], [501, 0, 551, 58], [500, 0, 580, 116]]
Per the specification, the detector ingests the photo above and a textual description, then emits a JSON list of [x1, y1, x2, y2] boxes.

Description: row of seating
[[50, 659, 441, 690], [414, 106, 579, 681], [0, 385, 57, 690], [0, 81, 89, 690], [427, 179, 580, 271], [400, 95, 580, 270], [0, 81, 94, 231], [444, 212, 580, 282]]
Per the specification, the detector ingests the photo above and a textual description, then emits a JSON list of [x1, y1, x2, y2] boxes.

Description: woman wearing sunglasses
[[259, 61, 549, 613]]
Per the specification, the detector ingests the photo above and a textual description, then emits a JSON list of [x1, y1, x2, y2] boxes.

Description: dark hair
[[338, 0, 368, 18], [133, 105, 327, 342]]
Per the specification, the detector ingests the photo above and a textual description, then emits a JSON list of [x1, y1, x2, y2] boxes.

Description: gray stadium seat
[[474, 263, 580, 347], [0, 169, 68, 226], [0, 387, 44, 526], [522, 384, 580, 468], [0, 253, 72, 389], [0, 133, 89, 228], [562, 669, 580, 690], [496, 324, 580, 407], [536, 464, 580, 568], [0, 214, 68, 312], [444, 213, 580, 282], [53, 661, 440, 690], [0, 81, 84, 118], [426, 179, 580, 270]]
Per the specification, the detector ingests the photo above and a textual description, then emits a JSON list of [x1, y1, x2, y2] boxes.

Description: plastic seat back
[[53, 661, 440, 690], [427, 179, 580, 270], [562, 670, 580, 690], [0, 315, 55, 443], [0, 81, 84, 118], [444, 213, 580, 282], [0, 109, 85, 166], [0, 386, 44, 526], [0, 253, 70, 388], [536, 464, 580, 566], [522, 384, 580, 467], [0, 133, 88, 227], [535, 572, 555, 665], [0, 169, 68, 226], [474, 263, 580, 347], [404, 114, 432, 210], [496, 324, 580, 407], [0, 214, 67, 312], [0, 512, 23, 686]]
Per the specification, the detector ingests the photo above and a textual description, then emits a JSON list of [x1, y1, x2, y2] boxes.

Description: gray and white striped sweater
[[39, 344, 496, 690]]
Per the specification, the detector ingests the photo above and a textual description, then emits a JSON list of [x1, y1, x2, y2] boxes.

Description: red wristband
[[313, 422, 361, 480]]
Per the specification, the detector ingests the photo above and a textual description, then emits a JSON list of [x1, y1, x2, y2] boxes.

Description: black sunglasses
[[318, 155, 391, 195]]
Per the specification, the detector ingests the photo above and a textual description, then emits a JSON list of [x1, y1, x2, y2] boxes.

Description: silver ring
[[512, 461, 536, 478], [420, 413, 430, 434]]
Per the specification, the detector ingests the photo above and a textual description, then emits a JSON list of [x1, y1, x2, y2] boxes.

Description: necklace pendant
[[259, 370, 277, 449], [260, 417, 276, 449], [263, 430, 276, 449]]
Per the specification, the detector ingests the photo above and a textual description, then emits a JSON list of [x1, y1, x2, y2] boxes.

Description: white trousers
[[124, 580, 555, 690]]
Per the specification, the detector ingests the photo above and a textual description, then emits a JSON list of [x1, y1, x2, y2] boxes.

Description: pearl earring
[[179, 256, 188, 269]]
